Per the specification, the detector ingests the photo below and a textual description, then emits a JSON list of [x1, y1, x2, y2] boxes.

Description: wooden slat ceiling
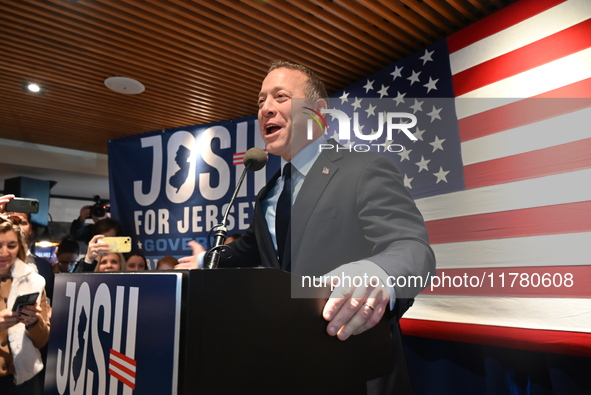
[[0, 0, 515, 155]]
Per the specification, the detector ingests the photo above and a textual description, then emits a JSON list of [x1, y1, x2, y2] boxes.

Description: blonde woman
[[0, 215, 50, 394], [94, 252, 125, 272]]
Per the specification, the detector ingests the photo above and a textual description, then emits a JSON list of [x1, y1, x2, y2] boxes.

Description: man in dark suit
[[180, 60, 435, 394]]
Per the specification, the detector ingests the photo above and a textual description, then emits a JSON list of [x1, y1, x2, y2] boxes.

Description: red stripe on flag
[[452, 19, 591, 96], [421, 265, 591, 298], [426, 201, 591, 244], [464, 138, 591, 189], [108, 368, 136, 390], [458, 79, 591, 142], [447, 0, 566, 53], [400, 319, 591, 356], [109, 348, 137, 366]]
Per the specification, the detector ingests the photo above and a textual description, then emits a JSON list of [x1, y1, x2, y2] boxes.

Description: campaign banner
[[108, 116, 280, 267], [44, 272, 183, 395]]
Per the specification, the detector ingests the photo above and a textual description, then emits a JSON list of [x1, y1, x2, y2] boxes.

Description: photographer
[[69, 196, 109, 243]]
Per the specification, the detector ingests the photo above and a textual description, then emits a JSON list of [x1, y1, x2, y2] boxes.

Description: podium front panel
[[44, 272, 182, 395]]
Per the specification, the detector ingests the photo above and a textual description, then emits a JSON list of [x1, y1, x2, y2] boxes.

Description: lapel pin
[[322, 167, 330, 175]]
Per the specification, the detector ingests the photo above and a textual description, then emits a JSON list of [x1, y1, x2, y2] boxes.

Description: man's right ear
[[316, 98, 328, 110]]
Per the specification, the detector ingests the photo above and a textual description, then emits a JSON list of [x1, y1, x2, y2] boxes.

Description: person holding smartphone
[[0, 214, 50, 394]]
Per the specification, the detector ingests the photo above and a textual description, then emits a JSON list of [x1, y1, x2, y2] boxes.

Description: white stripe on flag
[[450, 0, 591, 73], [432, 233, 591, 269], [460, 107, 591, 165], [456, 48, 591, 115], [405, 296, 591, 333], [416, 168, 591, 221]]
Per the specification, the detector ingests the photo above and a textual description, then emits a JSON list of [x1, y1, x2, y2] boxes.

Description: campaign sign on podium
[[44, 272, 182, 395]]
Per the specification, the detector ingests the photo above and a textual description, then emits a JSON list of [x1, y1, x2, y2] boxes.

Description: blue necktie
[[276, 163, 292, 266]]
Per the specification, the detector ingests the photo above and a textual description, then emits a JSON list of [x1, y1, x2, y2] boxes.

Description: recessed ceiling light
[[23, 82, 45, 93], [104, 76, 145, 94], [27, 83, 41, 93]]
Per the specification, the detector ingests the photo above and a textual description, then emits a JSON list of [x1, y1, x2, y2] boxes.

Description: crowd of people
[[0, 194, 186, 394]]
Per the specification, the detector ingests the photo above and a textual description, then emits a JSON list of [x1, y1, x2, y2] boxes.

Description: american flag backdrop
[[325, 0, 591, 355]]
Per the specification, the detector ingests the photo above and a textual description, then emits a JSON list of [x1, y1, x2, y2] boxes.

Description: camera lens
[[91, 204, 106, 218]]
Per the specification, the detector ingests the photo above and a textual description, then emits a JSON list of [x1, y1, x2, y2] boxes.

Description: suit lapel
[[290, 147, 342, 267]]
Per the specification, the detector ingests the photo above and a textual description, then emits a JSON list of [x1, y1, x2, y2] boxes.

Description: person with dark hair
[[54, 236, 79, 274], [69, 203, 109, 243], [124, 251, 148, 271], [91, 218, 122, 238], [72, 218, 122, 273]]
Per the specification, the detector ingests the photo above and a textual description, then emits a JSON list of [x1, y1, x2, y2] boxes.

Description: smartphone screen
[[12, 292, 40, 312]]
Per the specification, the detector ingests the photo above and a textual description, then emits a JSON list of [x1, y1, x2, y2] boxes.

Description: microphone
[[205, 147, 267, 269]]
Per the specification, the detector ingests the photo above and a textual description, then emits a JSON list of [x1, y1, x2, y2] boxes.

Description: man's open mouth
[[265, 124, 281, 135]]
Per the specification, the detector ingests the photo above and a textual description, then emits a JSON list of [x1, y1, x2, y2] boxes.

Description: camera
[[90, 195, 109, 218]]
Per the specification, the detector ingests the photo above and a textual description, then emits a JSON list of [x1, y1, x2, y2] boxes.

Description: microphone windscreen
[[243, 147, 267, 171]]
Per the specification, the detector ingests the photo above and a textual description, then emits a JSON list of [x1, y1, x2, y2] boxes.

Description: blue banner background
[[108, 115, 280, 267]]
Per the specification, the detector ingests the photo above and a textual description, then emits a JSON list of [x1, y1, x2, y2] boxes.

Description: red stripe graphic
[[421, 265, 591, 298], [463, 138, 591, 189], [108, 349, 136, 390], [447, 0, 566, 53], [426, 201, 591, 244], [109, 358, 136, 377], [400, 319, 591, 356], [458, 79, 591, 142], [110, 348, 137, 366], [453, 19, 591, 96], [108, 368, 136, 390]]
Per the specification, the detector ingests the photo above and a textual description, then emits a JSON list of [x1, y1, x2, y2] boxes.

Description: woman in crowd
[[124, 251, 148, 271], [0, 215, 50, 394], [94, 252, 125, 272]]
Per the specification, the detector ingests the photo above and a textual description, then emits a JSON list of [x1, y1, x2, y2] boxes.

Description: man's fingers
[[324, 285, 371, 335], [322, 285, 354, 321], [351, 297, 388, 336], [325, 287, 389, 340]]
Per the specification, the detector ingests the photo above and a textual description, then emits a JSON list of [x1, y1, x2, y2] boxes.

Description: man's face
[[258, 68, 310, 161]]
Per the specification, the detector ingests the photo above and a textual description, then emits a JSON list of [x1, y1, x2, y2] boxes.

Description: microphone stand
[[204, 165, 250, 269]]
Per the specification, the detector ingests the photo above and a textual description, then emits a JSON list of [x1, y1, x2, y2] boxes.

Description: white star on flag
[[419, 49, 434, 65], [415, 156, 431, 172], [433, 166, 450, 183], [339, 91, 349, 104], [427, 106, 442, 122], [429, 136, 445, 152], [403, 174, 414, 188], [390, 65, 403, 80], [407, 70, 421, 85]]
